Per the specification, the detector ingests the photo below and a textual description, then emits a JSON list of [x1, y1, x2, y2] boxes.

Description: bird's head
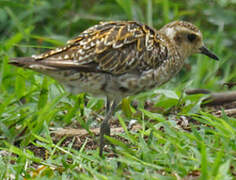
[[160, 21, 219, 61]]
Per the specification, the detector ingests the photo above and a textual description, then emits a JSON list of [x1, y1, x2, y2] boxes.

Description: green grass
[[0, 0, 236, 179]]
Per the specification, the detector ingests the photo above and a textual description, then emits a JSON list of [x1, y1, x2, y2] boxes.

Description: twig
[[50, 124, 142, 137], [185, 89, 211, 95], [214, 108, 236, 117], [185, 89, 236, 106], [203, 91, 236, 105]]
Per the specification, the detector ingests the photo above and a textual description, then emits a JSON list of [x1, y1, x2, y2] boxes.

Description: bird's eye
[[187, 33, 197, 42]]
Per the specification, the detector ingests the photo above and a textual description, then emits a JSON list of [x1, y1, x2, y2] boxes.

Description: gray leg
[[99, 98, 118, 157], [106, 96, 111, 115]]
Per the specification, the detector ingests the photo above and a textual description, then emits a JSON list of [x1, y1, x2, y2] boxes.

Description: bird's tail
[[10, 57, 36, 67], [9, 57, 58, 71], [9, 57, 102, 73]]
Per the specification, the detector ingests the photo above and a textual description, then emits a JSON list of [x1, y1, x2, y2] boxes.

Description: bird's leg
[[106, 97, 111, 115], [99, 97, 117, 157]]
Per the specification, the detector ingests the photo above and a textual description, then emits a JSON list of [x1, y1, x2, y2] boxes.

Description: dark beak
[[199, 46, 219, 60]]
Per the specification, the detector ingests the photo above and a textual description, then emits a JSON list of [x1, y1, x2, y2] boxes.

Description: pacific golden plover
[[10, 21, 219, 156]]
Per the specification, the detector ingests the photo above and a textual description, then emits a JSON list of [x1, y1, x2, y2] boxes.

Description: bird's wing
[[11, 21, 168, 75]]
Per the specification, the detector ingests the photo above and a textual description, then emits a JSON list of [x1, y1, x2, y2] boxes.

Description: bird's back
[[11, 21, 170, 73]]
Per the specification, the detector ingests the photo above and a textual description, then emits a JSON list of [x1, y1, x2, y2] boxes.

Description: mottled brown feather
[[25, 21, 168, 75]]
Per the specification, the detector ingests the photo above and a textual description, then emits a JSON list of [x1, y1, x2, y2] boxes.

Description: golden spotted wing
[[25, 21, 168, 74]]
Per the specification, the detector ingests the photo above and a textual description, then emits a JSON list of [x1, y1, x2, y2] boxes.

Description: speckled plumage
[[10, 20, 219, 156]]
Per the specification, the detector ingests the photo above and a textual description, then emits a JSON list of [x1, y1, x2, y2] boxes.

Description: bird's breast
[[107, 55, 185, 96]]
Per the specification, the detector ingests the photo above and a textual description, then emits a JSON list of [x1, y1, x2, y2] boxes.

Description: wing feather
[[12, 21, 169, 75]]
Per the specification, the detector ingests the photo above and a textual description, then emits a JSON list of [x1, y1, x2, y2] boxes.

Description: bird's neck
[[151, 32, 186, 85], [158, 29, 190, 61]]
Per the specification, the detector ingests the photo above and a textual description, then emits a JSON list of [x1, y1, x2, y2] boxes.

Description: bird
[[9, 20, 219, 156]]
